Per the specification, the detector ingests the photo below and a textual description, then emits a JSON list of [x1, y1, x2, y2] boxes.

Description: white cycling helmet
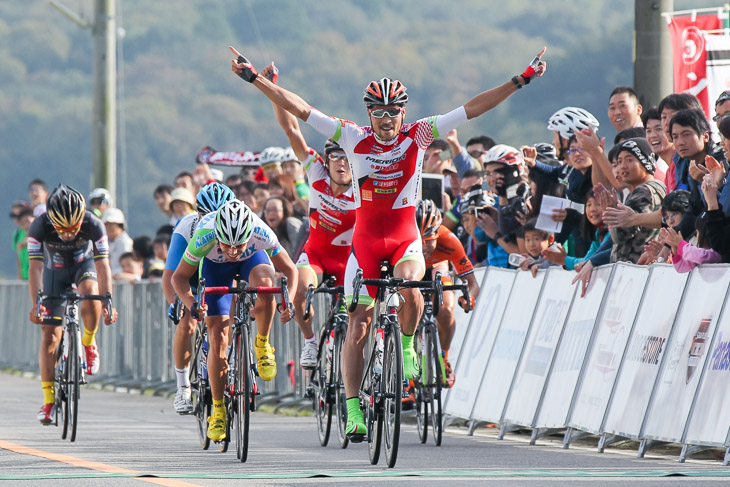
[[281, 147, 300, 164], [214, 199, 254, 246], [258, 146, 285, 166], [547, 107, 600, 140], [484, 144, 525, 174]]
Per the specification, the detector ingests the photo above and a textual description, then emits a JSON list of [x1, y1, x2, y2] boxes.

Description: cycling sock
[[255, 334, 269, 348], [304, 334, 316, 344], [213, 398, 225, 417], [401, 333, 414, 351], [175, 366, 190, 389], [82, 327, 97, 347], [42, 382, 55, 404], [346, 397, 363, 420]]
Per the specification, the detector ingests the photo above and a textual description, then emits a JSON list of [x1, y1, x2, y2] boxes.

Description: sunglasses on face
[[53, 222, 82, 235], [369, 107, 403, 119], [328, 152, 347, 162], [565, 148, 585, 155], [712, 112, 729, 123]]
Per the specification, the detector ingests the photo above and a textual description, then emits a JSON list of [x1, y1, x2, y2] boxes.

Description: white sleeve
[[305, 108, 339, 139], [435, 106, 468, 136]]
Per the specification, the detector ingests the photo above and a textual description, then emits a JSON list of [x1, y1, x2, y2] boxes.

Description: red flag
[[668, 13, 723, 115]]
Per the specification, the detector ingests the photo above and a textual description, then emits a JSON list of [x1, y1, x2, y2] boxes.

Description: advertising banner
[[444, 268, 515, 419], [567, 264, 650, 434], [641, 266, 730, 443], [684, 273, 730, 446], [470, 270, 546, 423], [535, 265, 615, 430], [501, 268, 576, 427], [602, 265, 689, 439], [668, 13, 723, 114], [705, 33, 730, 130]]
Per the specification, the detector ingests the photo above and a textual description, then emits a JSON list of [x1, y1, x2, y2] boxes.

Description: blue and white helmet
[[196, 182, 234, 216]]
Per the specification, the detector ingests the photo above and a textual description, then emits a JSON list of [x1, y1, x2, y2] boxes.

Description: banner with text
[[641, 266, 730, 443], [568, 264, 650, 435], [471, 271, 546, 424]]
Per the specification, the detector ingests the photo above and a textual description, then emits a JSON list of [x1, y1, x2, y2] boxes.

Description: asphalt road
[[1, 372, 729, 486]]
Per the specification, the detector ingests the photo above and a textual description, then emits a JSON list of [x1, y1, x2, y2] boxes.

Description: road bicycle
[[303, 276, 349, 448], [348, 261, 442, 468], [36, 287, 112, 442], [196, 276, 290, 462], [414, 276, 470, 446]]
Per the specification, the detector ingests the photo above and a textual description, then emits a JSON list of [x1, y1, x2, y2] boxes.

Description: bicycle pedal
[[347, 433, 366, 444]]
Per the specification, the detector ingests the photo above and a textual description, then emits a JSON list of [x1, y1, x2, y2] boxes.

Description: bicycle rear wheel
[[314, 330, 332, 447], [68, 331, 81, 442], [235, 330, 251, 462], [429, 331, 443, 446], [333, 323, 349, 449], [382, 323, 403, 468], [415, 326, 428, 444]]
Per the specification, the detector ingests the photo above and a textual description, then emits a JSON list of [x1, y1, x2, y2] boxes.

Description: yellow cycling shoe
[[207, 413, 227, 442], [255, 343, 277, 381]]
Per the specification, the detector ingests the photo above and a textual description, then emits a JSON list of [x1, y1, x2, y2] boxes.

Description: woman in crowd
[[262, 196, 303, 258]]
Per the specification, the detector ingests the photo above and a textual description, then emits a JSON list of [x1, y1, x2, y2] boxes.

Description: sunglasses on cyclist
[[369, 107, 404, 119], [328, 152, 347, 162], [53, 222, 82, 235]]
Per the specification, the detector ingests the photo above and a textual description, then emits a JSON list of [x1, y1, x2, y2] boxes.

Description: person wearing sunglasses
[[26, 184, 118, 424], [231, 45, 547, 441], [259, 62, 356, 370]]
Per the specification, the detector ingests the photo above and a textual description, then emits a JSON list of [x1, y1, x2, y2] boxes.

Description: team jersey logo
[[363, 190, 373, 201], [27, 237, 41, 253], [95, 235, 109, 254]]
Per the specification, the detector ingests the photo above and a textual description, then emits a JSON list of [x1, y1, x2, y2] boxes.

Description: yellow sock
[[255, 334, 269, 348], [213, 398, 225, 418], [42, 382, 55, 404], [82, 328, 97, 347]]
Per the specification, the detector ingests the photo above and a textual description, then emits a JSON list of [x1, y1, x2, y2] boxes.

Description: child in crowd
[[116, 252, 143, 282], [519, 219, 559, 276], [663, 215, 721, 272], [638, 189, 692, 265]]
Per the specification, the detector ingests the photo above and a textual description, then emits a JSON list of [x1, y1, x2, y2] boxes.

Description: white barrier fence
[[444, 263, 730, 464]]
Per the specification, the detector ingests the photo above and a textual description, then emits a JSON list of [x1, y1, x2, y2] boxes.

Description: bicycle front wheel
[[68, 331, 81, 442], [428, 331, 443, 446], [315, 332, 332, 447], [235, 330, 251, 462], [56, 336, 69, 440], [382, 323, 403, 468], [333, 323, 349, 449], [190, 330, 211, 450]]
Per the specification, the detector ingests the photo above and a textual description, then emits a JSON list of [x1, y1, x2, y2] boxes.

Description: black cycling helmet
[[324, 139, 344, 158], [363, 77, 408, 107], [47, 184, 86, 229], [416, 199, 442, 240], [661, 189, 691, 214]]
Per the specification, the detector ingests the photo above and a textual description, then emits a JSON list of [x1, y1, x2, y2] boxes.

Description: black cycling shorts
[[41, 258, 97, 325]]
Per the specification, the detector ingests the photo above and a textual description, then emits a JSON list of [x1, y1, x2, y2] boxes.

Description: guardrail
[[444, 263, 730, 464]]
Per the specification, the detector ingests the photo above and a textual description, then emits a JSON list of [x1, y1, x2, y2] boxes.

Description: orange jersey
[[425, 225, 474, 278]]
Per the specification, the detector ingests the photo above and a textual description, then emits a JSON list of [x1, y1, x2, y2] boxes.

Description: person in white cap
[[169, 187, 196, 225], [89, 188, 113, 218], [102, 207, 133, 277]]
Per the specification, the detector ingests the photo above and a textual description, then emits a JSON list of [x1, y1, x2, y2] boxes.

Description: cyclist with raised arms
[[259, 62, 356, 369], [162, 182, 234, 414], [230, 45, 546, 440], [27, 184, 118, 424], [172, 199, 297, 442], [417, 199, 480, 388]]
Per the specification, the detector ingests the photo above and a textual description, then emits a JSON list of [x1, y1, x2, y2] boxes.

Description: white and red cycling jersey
[[296, 148, 357, 284], [306, 106, 470, 303]]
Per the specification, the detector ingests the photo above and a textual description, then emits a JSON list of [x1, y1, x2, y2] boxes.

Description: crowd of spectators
[[11, 87, 730, 291]]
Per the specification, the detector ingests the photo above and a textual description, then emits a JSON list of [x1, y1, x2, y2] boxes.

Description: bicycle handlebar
[[303, 277, 344, 321], [195, 275, 290, 320], [348, 268, 446, 313], [36, 290, 113, 320]]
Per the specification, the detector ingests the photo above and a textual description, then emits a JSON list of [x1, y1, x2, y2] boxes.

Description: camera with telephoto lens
[[459, 184, 496, 216], [493, 165, 531, 219]]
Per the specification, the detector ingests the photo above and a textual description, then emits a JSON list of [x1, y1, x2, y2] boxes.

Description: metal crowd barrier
[[0, 280, 318, 404]]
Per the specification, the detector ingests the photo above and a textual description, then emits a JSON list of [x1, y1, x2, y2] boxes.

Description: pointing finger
[[536, 46, 547, 59], [229, 46, 242, 57]]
